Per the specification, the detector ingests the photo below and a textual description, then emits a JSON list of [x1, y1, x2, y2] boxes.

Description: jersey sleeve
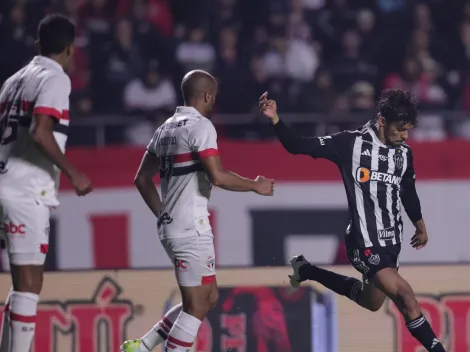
[[33, 74, 71, 121], [273, 119, 353, 165], [188, 119, 219, 158], [146, 130, 158, 155], [400, 148, 422, 222]]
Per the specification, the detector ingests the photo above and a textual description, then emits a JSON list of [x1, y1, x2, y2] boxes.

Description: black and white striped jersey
[[273, 119, 422, 249]]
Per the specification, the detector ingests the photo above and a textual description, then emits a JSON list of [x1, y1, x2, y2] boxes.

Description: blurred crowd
[[1, 0, 470, 144]]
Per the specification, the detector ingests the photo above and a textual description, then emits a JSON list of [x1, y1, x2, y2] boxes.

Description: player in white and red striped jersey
[[0, 14, 92, 352], [121, 70, 274, 352]]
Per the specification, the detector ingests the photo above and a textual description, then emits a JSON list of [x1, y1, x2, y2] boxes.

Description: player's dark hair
[[377, 89, 419, 126], [37, 14, 75, 56]]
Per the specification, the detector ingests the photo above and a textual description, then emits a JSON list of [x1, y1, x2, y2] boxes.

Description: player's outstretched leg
[[370, 268, 446, 351], [289, 255, 386, 311], [121, 303, 183, 351]]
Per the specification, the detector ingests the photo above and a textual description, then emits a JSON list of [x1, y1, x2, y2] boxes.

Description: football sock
[[406, 314, 446, 351], [164, 311, 201, 352], [299, 264, 363, 302], [0, 289, 12, 352], [140, 303, 183, 351], [9, 291, 39, 352]]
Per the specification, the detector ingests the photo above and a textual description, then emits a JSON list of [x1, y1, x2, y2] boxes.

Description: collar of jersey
[[175, 106, 201, 116], [364, 121, 388, 148], [32, 55, 64, 72]]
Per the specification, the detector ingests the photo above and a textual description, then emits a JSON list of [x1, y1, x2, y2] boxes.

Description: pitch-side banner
[[2, 141, 470, 270], [0, 266, 468, 352]]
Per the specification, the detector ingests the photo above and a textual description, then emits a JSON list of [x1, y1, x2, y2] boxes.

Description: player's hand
[[69, 170, 93, 196], [259, 92, 279, 124], [410, 229, 428, 250], [254, 176, 275, 196]]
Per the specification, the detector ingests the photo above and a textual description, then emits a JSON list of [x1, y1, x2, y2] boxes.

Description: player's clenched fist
[[254, 175, 275, 196], [69, 170, 93, 196], [259, 92, 279, 124]]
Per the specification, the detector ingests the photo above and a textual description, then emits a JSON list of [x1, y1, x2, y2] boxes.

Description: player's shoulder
[[188, 114, 215, 134], [329, 129, 362, 141], [43, 68, 71, 89]]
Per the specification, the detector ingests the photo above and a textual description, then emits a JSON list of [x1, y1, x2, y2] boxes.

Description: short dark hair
[[377, 88, 419, 126], [38, 14, 75, 56]]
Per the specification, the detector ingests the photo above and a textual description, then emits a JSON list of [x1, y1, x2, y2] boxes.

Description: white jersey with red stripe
[[147, 106, 219, 239], [0, 56, 71, 206]]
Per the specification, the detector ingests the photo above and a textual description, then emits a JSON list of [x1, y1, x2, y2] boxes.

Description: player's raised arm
[[259, 92, 350, 164], [190, 119, 274, 195], [134, 148, 163, 217], [400, 148, 428, 249], [30, 75, 92, 196]]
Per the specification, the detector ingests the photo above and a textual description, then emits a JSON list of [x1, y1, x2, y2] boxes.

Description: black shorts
[[346, 244, 401, 282]]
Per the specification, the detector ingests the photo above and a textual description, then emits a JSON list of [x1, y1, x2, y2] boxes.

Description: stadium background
[[1, 0, 470, 351]]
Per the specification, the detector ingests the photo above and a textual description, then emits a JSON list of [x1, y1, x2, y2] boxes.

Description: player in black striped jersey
[[260, 89, 446, 352]]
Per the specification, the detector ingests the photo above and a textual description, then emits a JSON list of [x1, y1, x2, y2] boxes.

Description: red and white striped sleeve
[[33, 73, 71, 121], [188, 119, 219, 158]]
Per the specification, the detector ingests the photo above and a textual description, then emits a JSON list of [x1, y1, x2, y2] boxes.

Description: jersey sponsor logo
[[318, 136, 331, 146], [2, 222, 26, 235], [361, 149, 371, 157], [378, 154, 388, 161], [157, 212, 173, 227], [174, 258, 188, 270], [162, 119, 188, 130], [378, 227, 395, 239], [356, 167, 402, 185]]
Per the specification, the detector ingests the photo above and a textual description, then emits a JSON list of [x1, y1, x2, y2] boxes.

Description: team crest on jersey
[[393, 152, 404, 169], [368, 254, 380, 265]]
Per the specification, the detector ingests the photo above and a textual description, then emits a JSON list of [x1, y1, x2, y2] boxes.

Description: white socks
[[140, 303, 183, 351], [164, 311, 202, 352], [9, 291, 39, 352]]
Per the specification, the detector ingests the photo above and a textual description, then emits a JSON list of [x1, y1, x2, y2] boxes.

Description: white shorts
[[0, 198, 50, 265], [161, 231, 216, 287]]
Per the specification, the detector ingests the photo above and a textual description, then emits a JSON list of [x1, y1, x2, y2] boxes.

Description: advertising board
[[0, 266, 468, 352]]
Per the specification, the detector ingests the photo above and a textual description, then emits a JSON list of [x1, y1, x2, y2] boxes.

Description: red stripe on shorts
[[201, 275, 216, 285]]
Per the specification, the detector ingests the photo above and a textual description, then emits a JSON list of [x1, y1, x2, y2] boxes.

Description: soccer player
[[121, 70, 274, 352], [0, 14, 92, 352], [260, 89, 446, 352]]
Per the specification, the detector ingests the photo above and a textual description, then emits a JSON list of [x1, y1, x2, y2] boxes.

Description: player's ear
[[378, 115, 386, 127], [204, 92, 211, 104]]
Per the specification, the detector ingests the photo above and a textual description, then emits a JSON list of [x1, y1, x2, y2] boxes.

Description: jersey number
[[0, 119, 19, 145], [0, 118, 19, 174], [160, 155, 174, 182]]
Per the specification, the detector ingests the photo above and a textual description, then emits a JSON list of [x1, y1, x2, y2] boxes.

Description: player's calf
[[164, 282, 217, 352], [372, 268, 446, 351], [7, 263, 44, 352], [289, 255, 384, 310]]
